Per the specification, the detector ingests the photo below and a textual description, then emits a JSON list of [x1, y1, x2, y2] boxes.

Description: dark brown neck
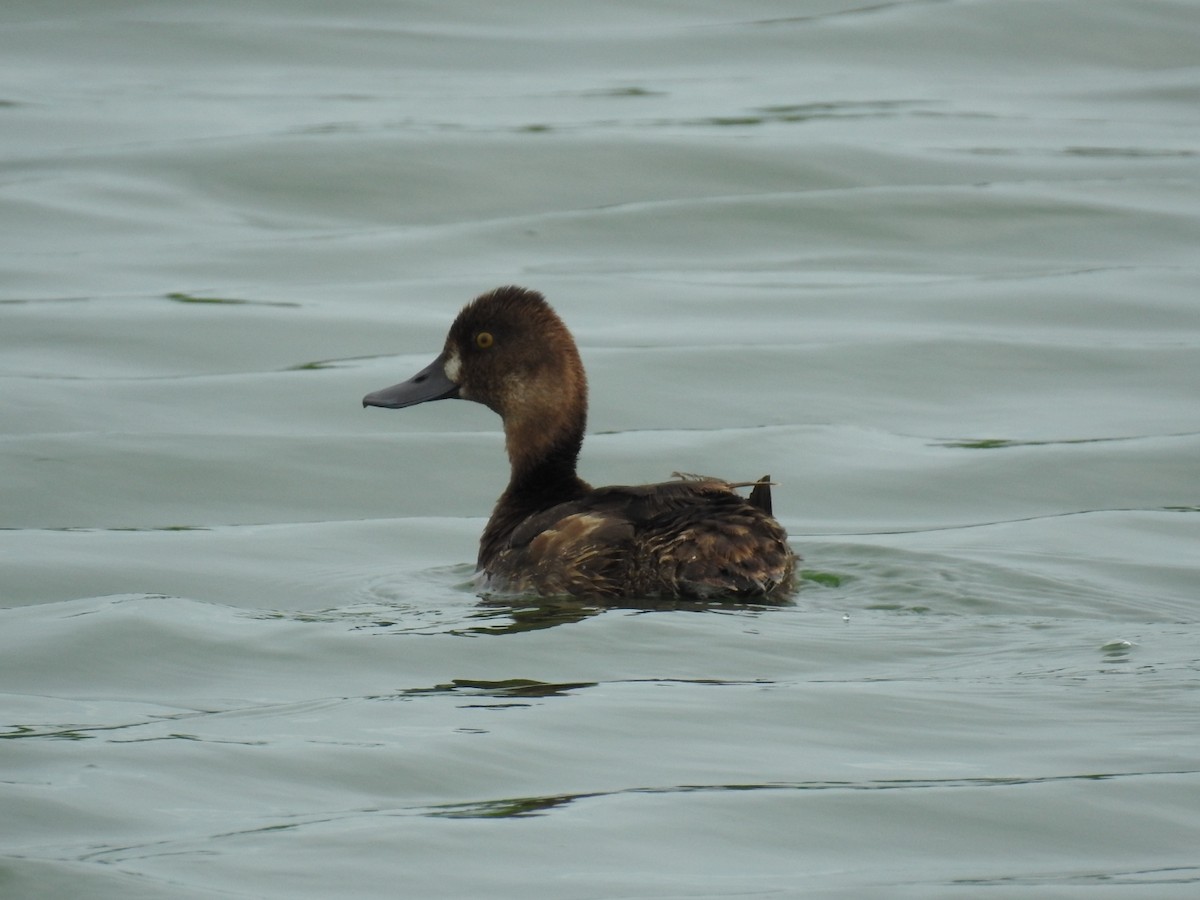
[[477, 421, 590, 570], [499, 369, 589, 502], [508, 426, 588, 502]]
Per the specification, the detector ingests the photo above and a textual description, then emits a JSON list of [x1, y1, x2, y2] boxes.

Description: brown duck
[[363, 286, 796, 601]]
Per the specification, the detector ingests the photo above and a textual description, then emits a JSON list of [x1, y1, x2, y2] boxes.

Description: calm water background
[[3, 1, 1199, 897]]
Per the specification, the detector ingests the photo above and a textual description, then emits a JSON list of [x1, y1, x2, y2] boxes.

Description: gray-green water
[[3, 2, 1199, 897]]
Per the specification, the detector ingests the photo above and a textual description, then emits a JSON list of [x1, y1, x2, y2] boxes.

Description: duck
[[363, 285, 797, 602]]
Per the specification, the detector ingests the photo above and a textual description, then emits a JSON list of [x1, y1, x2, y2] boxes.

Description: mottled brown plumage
[[363, 286, 797, 602]]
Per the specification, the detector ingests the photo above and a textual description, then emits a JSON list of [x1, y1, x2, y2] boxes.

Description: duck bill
[[362, 355, 460, 409]]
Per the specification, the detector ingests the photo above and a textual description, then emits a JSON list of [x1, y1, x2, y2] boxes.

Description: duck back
[[479, 476, 795, 601]]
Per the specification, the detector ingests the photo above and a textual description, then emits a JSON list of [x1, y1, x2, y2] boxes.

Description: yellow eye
[[475, 331, 494, 350]]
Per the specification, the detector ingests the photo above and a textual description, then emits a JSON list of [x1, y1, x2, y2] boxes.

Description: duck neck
[[502, 406, 589, 506], [477, 409, 589, 571]]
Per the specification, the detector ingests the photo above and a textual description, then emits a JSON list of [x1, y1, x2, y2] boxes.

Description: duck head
[[363, 286, 588, 478]]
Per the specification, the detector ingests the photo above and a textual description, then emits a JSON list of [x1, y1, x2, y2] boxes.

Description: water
[[3, 1, 1199, 897]]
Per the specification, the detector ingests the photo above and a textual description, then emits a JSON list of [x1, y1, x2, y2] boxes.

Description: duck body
[[363, 286, 797, 602]]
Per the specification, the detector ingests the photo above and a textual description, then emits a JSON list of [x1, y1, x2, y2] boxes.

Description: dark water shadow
[[418, 767, 1200, 820], [461, 590, 800, 636]]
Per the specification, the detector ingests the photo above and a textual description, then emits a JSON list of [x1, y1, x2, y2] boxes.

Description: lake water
[[3, 1, 1199, 897]]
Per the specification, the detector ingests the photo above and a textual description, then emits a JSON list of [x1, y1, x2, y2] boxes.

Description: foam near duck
[[363, 286, 797, 601]]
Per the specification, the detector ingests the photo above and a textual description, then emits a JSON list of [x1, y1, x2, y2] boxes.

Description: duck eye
[[475, 331, 494, 350]]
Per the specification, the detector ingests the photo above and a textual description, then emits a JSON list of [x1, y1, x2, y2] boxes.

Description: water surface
[[3, 1, 1199, 897]]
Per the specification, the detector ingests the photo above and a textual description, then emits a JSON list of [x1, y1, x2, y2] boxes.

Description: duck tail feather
[[747, 475, 773, 515]]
